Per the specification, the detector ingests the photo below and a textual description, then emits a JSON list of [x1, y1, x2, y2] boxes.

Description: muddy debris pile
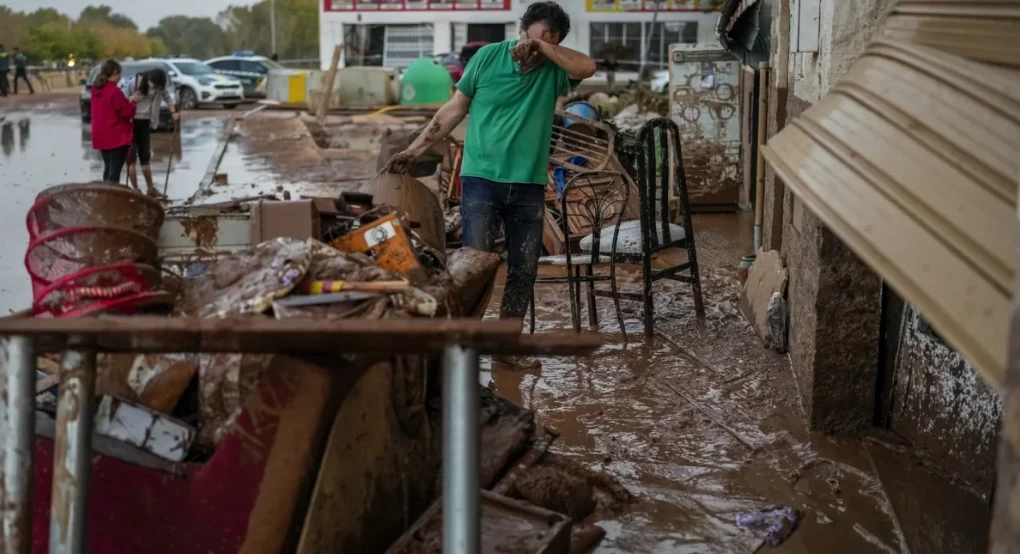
[[31, 182, 502, 461]]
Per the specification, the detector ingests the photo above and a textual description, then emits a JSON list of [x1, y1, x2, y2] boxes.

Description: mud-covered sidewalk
[[483, 226, 908, 553]]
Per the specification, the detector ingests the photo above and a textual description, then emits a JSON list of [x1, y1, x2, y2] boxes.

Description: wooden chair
[[529, 170, 630, 342], [578, 117, 705, 337]]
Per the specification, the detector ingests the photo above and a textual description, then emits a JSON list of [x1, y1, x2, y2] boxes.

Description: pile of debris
[[31, 179, 502, 461]]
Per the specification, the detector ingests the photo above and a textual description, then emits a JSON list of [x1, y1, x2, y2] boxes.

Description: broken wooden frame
[[549, 109, 616, 174], [0, 317, 601, 554]]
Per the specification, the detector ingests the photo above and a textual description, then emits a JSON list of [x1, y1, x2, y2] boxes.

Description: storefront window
[[590, 21, 699, 72], [645, 21, 698, 68], [590, 22, 643, 72]]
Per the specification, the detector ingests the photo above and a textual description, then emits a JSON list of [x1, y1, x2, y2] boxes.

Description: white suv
[[143, 58, 245, 110]]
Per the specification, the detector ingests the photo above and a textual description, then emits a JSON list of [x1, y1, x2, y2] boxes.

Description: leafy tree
[[218, 0, 319, 60], [79, 5, 137, 30], [146, 16, 230, 59]]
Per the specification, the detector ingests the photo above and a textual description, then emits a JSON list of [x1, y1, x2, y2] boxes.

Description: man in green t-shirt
[[385, 1, 595, 368]]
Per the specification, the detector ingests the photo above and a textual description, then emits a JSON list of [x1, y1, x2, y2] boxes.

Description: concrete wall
[[891, 308, 1003, 493], [766, 0, 891, 433]]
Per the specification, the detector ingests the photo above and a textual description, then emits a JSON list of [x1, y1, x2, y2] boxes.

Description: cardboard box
[[250, 200, 321, 243]]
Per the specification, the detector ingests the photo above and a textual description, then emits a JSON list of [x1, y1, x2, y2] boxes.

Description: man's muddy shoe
[[493, 355, 542, 370]]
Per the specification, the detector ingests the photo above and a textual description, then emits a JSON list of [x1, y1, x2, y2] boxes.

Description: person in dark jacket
[[12, 48, 33, 95], [90, 59, 140, 183], [120, 68, 178, 195], [0, 45, 10, 97]]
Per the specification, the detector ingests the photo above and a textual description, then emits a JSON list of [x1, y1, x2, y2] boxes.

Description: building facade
[[319, 0, 721, 77]]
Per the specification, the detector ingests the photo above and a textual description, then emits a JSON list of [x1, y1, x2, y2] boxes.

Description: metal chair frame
[[529, 170, 630, 343], [608, 118, 705, 337]]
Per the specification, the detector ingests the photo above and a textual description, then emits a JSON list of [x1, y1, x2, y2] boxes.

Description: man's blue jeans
[[460, 177, 545, 320]]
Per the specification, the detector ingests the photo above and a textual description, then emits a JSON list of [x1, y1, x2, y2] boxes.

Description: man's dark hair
[[521, 2, 570, 41]]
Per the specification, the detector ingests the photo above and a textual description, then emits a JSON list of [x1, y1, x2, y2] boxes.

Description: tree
[[218, 0, 319, 60], [79, 5, 137, 30], [146, 16, 230, 59]]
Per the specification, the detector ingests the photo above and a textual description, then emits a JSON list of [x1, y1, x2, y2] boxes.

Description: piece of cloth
[[13, 70, 33, 94], [91, 81, 135, 151], [0, 50, 9, 73], [14, 53, 27, 70], [101, 145, 130, 183], [552, 157, 587, 195], [460, 176, 545, 319], [130, 119, 152, 165], [120, 75, 173, 129], [0, 72, 8, 97], [456, 40, 579, 185], [736, 506, 801, 547]]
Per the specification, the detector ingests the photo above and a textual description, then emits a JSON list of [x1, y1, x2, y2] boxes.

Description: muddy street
[[480, 241, 916, 553], [0, 86, 995, 553]]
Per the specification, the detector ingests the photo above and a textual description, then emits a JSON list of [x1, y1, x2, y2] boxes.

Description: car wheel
[[222, 103, 238, 110], [179, 87, 199, 110]]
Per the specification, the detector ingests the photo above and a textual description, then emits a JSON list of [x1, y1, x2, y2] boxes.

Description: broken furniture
[[384, 490, 572, 554], [25, 183, 172, 318], [0, 318, 601, 554], [549, 109, 615, 174], [579, 118, 705, 337], [530, 171, 630, 342]]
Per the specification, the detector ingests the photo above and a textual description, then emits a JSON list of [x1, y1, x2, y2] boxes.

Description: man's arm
[[525, 40, 597, 80], [383, 90, 472, 174]]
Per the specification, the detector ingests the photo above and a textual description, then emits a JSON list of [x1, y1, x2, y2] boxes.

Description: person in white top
[[119, 68, 179, 196]]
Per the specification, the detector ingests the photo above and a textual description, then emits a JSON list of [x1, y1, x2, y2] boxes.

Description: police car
[[205, 52, 283, 100], [140, 57, 244, 110]]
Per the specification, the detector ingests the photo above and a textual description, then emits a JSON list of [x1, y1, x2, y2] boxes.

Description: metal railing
[[0, 317, 600, 554]]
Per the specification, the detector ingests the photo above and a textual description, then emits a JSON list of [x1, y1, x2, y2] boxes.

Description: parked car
[[206, 52, 284, 100], [79, 61, 176, 131], [433, 42, 490, 84], [142, 58, 244, 110]]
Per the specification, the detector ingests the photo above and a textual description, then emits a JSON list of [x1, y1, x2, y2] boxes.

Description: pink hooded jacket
[[90, 81, 135, 151]]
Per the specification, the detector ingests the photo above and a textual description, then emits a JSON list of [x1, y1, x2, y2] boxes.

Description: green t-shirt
[[456, 40, 578, 186]]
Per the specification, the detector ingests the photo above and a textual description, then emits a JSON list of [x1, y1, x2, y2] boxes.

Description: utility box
[[266, 68, 309, 104], [668, 43, 743, 210], [307, 67, 398, 111]]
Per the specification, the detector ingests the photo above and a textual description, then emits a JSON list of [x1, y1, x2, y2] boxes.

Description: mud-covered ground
[[1, 93, 985, 553], [483, 245, 911, 552]]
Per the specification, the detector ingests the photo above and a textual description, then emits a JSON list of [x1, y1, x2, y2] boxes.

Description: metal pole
[[442, 346, 480, 554], [49, 348, 97, 554], [270, 0, 277, 56], [2, 337, 36, 554]]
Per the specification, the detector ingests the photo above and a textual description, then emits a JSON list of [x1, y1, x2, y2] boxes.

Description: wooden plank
[[316, 45, 344, 123], [542, 205, 566, 256], [0, 317, 601, 356], [741, 65, 757, 209], [196, 117, 237, 196]]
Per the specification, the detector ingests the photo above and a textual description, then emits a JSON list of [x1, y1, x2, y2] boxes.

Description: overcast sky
[[2, 0, 255, 30]]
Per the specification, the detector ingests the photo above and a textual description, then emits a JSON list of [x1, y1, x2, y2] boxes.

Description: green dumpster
[[400, 58, 453, 106]]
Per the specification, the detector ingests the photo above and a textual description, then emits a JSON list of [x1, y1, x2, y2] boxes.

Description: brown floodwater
[[482, 260, 909, 553]]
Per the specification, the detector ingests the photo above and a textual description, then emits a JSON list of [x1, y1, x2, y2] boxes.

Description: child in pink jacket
[[90, 59, 139, 183]]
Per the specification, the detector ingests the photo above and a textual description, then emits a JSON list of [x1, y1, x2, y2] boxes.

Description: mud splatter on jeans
[[460, 176, 544, 319]]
